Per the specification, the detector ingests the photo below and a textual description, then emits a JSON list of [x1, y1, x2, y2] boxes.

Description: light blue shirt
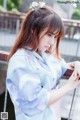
[[6, 48, 68, 120]]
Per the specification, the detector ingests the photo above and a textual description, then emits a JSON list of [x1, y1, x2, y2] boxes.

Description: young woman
[[6, 5, 80, 120]]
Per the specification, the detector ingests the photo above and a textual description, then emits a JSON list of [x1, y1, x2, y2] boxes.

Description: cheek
[[40, 37, 49, 45], [39, 39, 45, 45], [39, 34, 51, 47]]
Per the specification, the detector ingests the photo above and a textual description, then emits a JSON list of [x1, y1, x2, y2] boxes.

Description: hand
[[66, 69, 80, 91], [67, 62, 75, 70], [74, 61, 80, 78], [68, 61, 80, 77]]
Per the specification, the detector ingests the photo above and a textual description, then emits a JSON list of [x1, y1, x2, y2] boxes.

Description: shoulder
[[9, 48, 29, 63], [7, 49, 30, 73]]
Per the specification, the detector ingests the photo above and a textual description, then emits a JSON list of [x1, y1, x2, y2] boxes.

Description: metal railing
[[0, 11, 80, 59], [0, 11, 80, 39], [0, 11, 24, 33]]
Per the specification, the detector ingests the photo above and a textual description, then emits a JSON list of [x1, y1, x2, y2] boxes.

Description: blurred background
[[0, 0, 80, 120]]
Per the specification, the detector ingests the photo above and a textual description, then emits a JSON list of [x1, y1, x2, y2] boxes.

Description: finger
[[73, 70, 80, 80], [73, 68, 80, 78], [77, 73, 80, 80], [73, 70, 77, 78], [70, 70, 77, 81]]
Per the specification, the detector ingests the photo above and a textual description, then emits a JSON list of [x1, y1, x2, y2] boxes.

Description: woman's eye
[[47, 33, 52, 36]]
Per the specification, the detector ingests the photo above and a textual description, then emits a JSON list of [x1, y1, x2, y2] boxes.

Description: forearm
[[48, 84, 71, 106], [48, 61, 80, 106]]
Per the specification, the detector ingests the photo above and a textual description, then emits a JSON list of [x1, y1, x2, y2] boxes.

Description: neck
[[36, 49, 42, 57]]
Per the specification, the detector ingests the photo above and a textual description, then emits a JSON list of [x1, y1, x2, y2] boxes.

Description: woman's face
[[38, 31, 56, 52]]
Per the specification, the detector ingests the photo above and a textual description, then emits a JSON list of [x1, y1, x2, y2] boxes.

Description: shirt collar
[[25, 46, 45, 62], [33, 50, 43, 61]]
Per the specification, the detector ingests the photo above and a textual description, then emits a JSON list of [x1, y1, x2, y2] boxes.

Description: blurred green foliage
[[0, 0, 54, 12], [71, 9, 80, 20], [0, 0, 23, 11]]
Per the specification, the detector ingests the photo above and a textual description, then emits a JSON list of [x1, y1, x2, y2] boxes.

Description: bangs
[[43, 13, 64, 38]]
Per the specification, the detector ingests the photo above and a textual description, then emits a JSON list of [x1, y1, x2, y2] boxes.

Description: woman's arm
[[48, 84, 71, 105], [48, 69, 80, 106]]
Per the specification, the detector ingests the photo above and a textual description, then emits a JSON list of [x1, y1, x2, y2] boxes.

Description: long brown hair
[[7, 5, 64, 61]]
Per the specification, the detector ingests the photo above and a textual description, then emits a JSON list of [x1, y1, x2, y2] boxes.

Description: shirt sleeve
[[6, 54, 50, 116], [60, 58, 68, 77], [18, 69, 50, 114]]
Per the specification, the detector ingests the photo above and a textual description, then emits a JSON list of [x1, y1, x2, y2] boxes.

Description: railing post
[[3, 0, 7, 10], [76, 39, 80, 56], [16, 19, 20, 35], [3, 88, 8, 112]]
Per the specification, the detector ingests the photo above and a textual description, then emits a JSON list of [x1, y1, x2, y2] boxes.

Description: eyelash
[[47, 33, 58, 39], [47, 33, 52, 36]]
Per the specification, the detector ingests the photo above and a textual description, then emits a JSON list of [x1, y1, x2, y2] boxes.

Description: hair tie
[[29, 2, 46, 10]]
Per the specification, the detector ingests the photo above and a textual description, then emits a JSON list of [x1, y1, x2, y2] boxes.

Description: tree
[[7, 0, 23, 10], [0, 0, 23, 11], [71, 9, 80, 20], [0, 0, 3, 6]]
